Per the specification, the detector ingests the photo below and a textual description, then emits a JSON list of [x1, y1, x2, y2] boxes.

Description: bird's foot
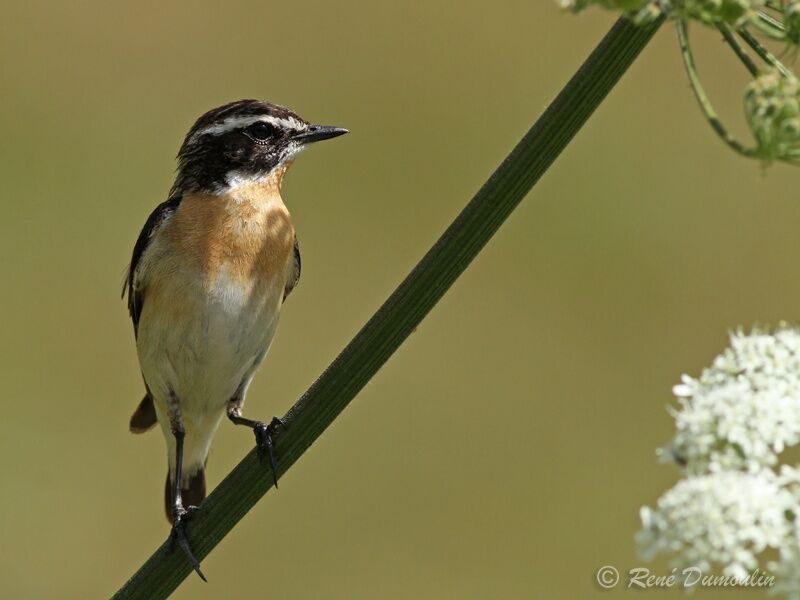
[[168, 504, 206, 582], [253, 417, 286, 488]]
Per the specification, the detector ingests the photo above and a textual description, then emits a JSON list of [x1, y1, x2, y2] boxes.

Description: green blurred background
[[2, 2, 798, 598]]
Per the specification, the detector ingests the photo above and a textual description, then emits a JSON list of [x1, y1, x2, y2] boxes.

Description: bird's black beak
[[294, 124, 349, 145]]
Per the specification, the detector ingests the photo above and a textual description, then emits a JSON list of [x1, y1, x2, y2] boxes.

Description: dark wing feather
[[283, 236, 301, 301], [123, 195, 182, 336]]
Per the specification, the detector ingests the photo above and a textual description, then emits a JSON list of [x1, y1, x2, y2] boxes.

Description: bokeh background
[[2, 2, 798, 598]]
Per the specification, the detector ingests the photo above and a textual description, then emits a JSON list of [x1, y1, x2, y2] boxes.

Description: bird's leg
[[227, 402, 286, 488], [167, 427, 206, 582]]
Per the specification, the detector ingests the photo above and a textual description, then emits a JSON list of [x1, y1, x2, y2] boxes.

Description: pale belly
[[137, 265, 284, 427]]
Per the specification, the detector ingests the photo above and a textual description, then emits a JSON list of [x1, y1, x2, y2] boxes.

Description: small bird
[[123, 100, 347, 578]]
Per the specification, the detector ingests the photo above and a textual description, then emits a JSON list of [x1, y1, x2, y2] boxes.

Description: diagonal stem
[[717, 23, 760, 76], [112, 14, 665, 600], [737, 27, 793, 77], [756, 9, 786, 35], [752, 9, 789, 39]]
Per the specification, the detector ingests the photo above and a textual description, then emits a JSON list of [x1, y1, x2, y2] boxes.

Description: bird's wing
[[123, 195, 183, 337], [283, 235, 301, 301]]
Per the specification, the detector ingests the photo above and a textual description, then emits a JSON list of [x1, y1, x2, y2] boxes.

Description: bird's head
[[172, 99, 347, 195]]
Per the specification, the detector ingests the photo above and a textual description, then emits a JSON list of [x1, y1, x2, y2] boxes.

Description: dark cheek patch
[[224, 140, 248, 165], [221, 134, 280, 175], [174, 130, 285, 192]]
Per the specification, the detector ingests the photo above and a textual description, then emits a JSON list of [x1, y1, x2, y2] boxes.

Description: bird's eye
[[246, 122, 275, 141]]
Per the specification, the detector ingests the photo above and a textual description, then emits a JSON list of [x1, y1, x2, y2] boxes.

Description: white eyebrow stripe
[[192, 114, 306, 141]]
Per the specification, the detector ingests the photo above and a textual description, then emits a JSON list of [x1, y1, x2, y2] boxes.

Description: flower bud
[[783, 0, 800, 45], [745, 71, 800, 162]]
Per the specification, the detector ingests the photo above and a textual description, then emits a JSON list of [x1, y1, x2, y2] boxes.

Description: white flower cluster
[[668, 328, 800, 474], [638, 328, 800, 597], [637, 470, 795, 579]]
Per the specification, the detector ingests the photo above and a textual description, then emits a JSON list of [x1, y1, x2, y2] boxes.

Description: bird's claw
[[254, 417, 286, 488], [168, 504, 206, 582]]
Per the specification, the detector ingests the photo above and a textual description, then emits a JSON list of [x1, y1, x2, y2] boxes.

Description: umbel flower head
[[665, 327, 800, 474], [637, 470, 795, 580], [745, 71, 800, 163], [638, 327, 800, 597]]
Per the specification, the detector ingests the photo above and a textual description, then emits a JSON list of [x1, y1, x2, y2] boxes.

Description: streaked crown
[[171, 99, 347, 195]]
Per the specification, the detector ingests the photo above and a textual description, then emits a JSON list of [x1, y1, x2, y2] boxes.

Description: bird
[[123, 99, 347, 578]]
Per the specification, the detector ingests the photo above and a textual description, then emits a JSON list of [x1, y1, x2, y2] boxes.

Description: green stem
[[717, 23, 760, 76], [676, 20, 757, 158], [737, 27, 793, 77], [112, 15, 665, 600], [756, 9, 786, 34], [752, 11, 788, 39]]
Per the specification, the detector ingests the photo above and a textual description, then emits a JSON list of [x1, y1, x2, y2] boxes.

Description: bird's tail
[[129, 394, 158, 433]]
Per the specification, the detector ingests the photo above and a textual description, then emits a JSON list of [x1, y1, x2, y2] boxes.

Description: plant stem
[[676, 20, 757, 158], [752, 10, 789, 38], [756, 10, 786, 34], [737, 27, 793, 77], [112, 14, 665, 600], [717, 23, 760, 76]]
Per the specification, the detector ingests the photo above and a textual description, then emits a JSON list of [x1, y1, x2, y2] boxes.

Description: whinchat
[[123, 100, 347, 578]]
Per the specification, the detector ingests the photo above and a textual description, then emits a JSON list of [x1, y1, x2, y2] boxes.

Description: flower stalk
[[562, 0, 800, 164], [677, 20, 758, 157]]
